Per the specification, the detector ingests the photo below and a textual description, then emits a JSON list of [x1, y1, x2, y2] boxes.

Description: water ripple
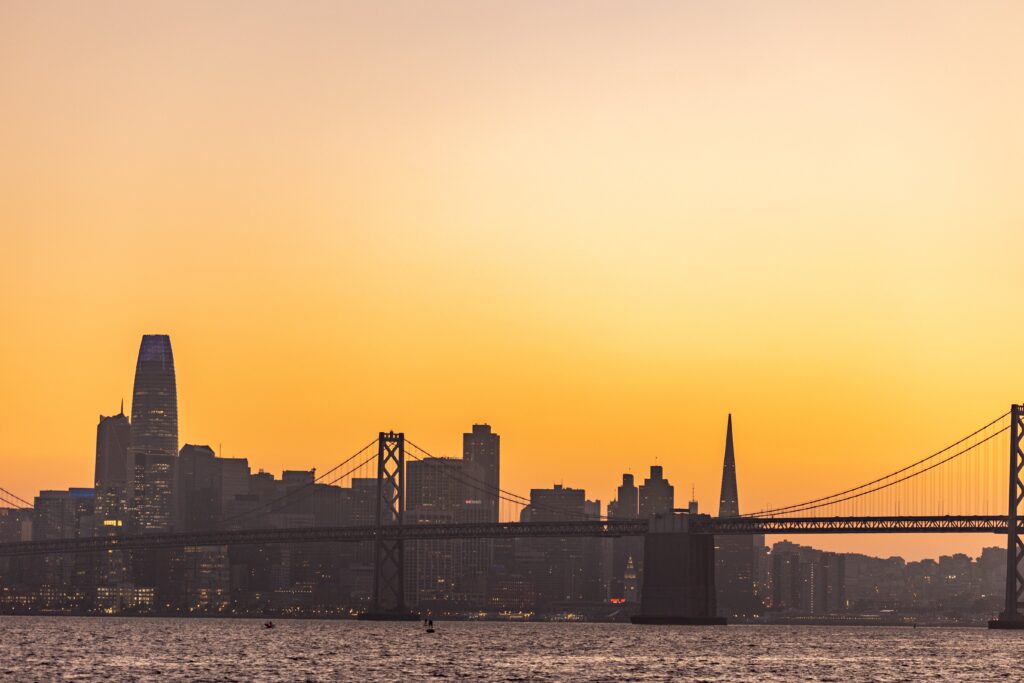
[[1, 617, 1021, 681]]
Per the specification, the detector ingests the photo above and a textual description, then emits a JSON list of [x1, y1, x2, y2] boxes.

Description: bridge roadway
[[0, 515, 1011, 558]]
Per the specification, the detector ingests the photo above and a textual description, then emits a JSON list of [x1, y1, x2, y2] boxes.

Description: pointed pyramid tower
[[718, 414, 739, 517]]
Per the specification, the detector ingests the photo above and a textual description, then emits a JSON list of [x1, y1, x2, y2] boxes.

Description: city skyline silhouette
[[1, 331, 1017, 562], [4, 4, 1024, 677]]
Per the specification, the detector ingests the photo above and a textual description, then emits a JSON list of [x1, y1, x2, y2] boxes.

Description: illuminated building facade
[[128, 334, 178, 532]]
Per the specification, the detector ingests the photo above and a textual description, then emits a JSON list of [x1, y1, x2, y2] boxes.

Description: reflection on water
[[2, 616, 1021, 682]]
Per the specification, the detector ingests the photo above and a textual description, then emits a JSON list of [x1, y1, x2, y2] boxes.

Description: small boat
[[264, 621, 275, 629], [425, 619, 435, 633]]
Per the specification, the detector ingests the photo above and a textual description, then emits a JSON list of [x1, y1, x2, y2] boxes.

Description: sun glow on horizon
[[2, 1, 1024, 560]]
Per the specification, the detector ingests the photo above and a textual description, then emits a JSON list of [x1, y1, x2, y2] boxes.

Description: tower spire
[[718, 413, 739, 517]]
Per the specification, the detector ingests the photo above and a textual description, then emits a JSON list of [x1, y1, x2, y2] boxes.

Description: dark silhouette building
[[718, 416, 739, 518], [94, 407, 132, 598], [32, 488, 96, 609], [128, 334, 178, 533], [94, 407, 131, 531], [639, 466, 674, 517], [634, 465, 675, 602], [463, 424, 503, 605], [175, 444, 221, 531], [520, 485, 603, 611], [715, 414, 763, 617], [406, 457, 489, 609], [769, 541, 846, 615], [463, 424, 500, 522], [608, 473, 642, 601]]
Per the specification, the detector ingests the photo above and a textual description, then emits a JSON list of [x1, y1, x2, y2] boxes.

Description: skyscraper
[[33, 488, 96, 608], [94, 407, 131, 531], [94, 407, 132, 596], [128, 334, 178, 533], [521, 485, 603, 609], [715, 414, 762, 617], [608, 473, 642, 601], [718, 414, 739, 518], [406, 457, 489, 608], [463, 424, 500, 522], [639, 466, 674, 517]]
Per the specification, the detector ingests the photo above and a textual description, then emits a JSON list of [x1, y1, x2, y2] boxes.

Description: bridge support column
[[631, 513, 726, 625], [990, 404, 1024, 629], [360, 431, 419, 621]]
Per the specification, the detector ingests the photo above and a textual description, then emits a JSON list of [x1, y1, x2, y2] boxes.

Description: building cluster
[[757, 541, 1004, 623], [0, 335, 1007, 622]]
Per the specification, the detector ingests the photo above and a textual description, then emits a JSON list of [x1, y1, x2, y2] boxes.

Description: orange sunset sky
[[2, 1, 1023, 560]]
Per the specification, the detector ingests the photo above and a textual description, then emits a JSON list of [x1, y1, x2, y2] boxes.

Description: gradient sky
[[2, 1, 1023, 560]]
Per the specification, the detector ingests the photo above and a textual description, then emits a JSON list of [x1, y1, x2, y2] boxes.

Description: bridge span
[[0, 515, 1011, 558]]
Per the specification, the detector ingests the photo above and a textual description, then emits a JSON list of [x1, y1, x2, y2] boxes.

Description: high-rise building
[[94, 407, 131, 532], [94, 407, 132, 595], [718, 415, 739, 518], [128, 334, 178, 533], [639, 466, 674, 517], [174, 444, 240, 612], [32, 488, 96, 608], [463, 424, 502, 606], [176, 444, 220, 531], [715, 414, 762, 617], [520, 485, 603, 610], [608, 473, 642, 601], [616, 474, 639, 518], [406, 457, 489, 608], [463, 424, 500, 522]]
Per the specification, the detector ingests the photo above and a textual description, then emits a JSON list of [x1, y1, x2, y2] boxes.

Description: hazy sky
[[2, 1, 1023, 559]]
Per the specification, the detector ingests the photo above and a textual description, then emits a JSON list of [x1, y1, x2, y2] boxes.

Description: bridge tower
[[630, 512, 726, 625], [360, 431, 419, 620], [990, 404, 1024, 629]]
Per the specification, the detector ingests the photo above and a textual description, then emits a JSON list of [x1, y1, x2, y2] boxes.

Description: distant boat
[[264, 621, 275, 629]]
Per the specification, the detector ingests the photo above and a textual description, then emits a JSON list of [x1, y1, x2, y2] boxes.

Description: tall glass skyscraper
[[128, 334, 178, 533]]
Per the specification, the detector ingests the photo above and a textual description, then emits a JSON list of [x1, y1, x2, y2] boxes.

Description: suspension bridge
[[2, 405, 1023, 627]]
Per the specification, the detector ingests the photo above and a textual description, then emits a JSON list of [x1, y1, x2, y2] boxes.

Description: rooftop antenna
[[119, 398, 124, 416]]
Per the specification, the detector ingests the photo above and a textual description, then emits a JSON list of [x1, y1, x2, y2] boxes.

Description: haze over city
[[4, 1, 1024, 565]]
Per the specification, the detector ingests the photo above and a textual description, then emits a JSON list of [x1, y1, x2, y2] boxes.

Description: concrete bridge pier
[[631, 513, 727, 625]]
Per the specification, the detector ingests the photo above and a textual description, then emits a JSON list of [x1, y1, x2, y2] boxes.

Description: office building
[[608, 473, 642, 601], [639, 466, 674, 517], [128, 334, 178, 533], [715, 414, 762, 617], [406, 457, 489, 608], [463, 424, 500, 522]]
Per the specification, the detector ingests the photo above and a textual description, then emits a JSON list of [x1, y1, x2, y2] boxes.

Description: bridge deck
[[0, 516, 1011, 557]]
